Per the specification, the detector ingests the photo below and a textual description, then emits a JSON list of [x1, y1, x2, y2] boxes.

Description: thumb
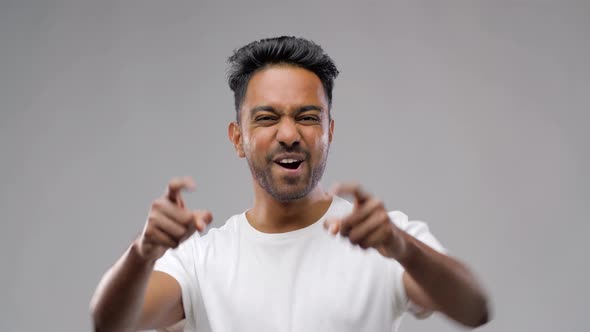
[[193, 210, 213, 233], [323, 218, 341, 235]]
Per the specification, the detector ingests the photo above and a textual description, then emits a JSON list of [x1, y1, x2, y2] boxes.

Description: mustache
[[266, 145, 310, 162]]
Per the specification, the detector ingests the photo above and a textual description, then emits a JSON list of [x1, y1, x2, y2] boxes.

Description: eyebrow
[[249, 105, 324, 118]]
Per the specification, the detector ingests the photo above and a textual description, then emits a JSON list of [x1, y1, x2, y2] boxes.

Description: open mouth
[[275, 159, 303, 170]]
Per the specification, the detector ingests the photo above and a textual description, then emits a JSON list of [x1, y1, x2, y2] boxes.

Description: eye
[[255, 115, 278, 123], [298, 115, 320, 123]]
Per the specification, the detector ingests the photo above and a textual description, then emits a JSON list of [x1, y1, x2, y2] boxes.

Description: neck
[[246, 182, 333, 233]]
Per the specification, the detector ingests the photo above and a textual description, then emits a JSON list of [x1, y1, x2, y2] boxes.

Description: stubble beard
[[247, 146, 329, 202]]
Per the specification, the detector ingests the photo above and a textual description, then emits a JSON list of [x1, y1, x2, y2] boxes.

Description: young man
[[90, 36, 490, 332]]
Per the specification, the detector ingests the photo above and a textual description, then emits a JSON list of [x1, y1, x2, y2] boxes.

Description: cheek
[[320, 129, 330, 145], [315, 126, 330, 145], [243, 137, 255, 158], [308, 129, 330, 156], [241, 131, 253, 157], [243, 131, 271, 157]]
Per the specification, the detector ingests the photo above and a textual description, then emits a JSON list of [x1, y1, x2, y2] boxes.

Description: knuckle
[[147, 213, 157, 223], [182, 211, 194, 224], [173, 216, 189, 229], [152, 198, 167, 209], [341, 219, 352, 229], [144, 228, 154, 240], [168, 177, 181, 186], [340, 227, 350, 237], [178, 226, 190, 238], [151, 200, 160, 209]]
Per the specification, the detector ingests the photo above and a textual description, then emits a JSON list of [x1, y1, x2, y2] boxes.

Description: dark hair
[[227, 36, 339, 122]]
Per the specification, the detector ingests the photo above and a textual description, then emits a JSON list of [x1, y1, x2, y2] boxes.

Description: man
[[90, 36, 490, 332]]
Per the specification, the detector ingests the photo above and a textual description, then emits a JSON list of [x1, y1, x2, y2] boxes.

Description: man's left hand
[[324, 183, 408, 260]]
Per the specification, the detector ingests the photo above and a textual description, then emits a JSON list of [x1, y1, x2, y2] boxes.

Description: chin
[[268, 184, 311, 202], [255, 166, 321, 202]]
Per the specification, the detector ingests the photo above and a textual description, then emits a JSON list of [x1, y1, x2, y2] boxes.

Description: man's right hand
[[135, 176, 213, 262], [91, 176, 211, 331]]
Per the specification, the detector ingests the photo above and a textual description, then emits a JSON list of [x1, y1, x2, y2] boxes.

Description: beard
[[245, 144, 329, 202]]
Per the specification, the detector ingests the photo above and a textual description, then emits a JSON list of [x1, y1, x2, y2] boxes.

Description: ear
[[228, 121, 245, 158], [328, 118, 334, 143]]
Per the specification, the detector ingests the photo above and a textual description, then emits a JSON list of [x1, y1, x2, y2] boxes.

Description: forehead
[[241, 65, 328, 115]]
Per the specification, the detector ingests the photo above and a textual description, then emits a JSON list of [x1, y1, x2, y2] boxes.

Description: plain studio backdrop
[[1, 1, 588, 331]]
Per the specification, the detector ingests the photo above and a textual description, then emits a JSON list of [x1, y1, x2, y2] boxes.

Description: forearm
[[90, 241, 154, 332], [397, 232, 490, 327]]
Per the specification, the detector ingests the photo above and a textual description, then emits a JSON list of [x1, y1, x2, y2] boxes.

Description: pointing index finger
[[166, 176, 196, 204]]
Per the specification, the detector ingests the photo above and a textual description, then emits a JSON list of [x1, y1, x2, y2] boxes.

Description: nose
[[276, 118, 301, 148]]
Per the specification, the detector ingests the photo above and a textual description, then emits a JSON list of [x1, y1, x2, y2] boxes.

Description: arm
[[90, 244, 184, 332], [324, 183, 490, 328], [399, 232, 490, 327], [89, 177, 212, 332]]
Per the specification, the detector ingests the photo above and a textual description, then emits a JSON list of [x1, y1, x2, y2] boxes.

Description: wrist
[[129, 239, 158, 267], [391, 231, 415, 264]]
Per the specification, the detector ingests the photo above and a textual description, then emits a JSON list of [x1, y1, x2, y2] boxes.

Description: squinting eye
[[299, 116, 319, 122], [256, 116, 276, 122]]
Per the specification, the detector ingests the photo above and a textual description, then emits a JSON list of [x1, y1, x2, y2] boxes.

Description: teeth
[[279, 159, 300, 163]]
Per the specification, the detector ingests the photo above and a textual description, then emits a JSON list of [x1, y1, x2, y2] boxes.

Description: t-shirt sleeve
[[153, 234, 199, 331], [389, 210, 448, 319]]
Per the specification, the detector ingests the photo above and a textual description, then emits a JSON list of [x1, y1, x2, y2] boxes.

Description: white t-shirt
[[154, 196, 446, 332]]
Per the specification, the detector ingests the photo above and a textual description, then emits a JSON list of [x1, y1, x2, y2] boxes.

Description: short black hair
[[227, 36, 339, 122]]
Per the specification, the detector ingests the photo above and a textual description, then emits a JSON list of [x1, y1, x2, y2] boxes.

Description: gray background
[[1, 0, 588, 331]]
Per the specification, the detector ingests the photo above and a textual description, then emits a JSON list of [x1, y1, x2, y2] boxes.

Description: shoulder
[[197, 213, 243, 245], [187, 212, 250, 261]]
